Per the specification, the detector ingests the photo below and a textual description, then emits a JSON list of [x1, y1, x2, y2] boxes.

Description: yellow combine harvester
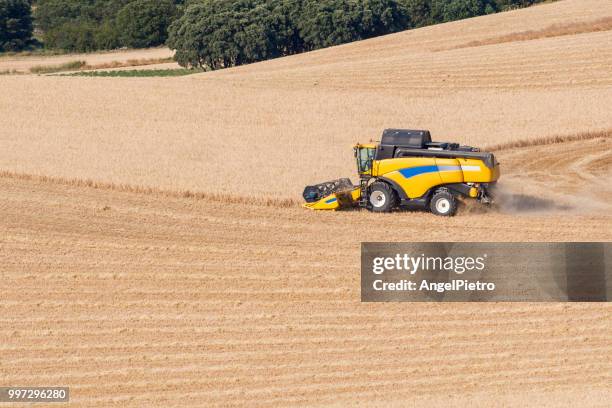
[[303, 129, 500, 216]]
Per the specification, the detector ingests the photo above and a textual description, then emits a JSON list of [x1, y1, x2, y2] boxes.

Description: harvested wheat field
[[1, 0, 611, 406], [0, 47, 176, 73]]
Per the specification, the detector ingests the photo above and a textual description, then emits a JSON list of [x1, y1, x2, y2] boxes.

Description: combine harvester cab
[[303, 129, 500, 216]]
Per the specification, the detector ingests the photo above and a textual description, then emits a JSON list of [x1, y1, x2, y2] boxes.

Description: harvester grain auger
[[303, 129, 500, 216]]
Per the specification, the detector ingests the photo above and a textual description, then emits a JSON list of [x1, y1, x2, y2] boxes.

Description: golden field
[[1, 0, 611, 198], [0, 46, 176, 73], [0, 0, 611, 406]]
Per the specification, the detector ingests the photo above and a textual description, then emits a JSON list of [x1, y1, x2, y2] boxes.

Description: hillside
[[0, 0, 611, 406], [0, 0, 611, 198]]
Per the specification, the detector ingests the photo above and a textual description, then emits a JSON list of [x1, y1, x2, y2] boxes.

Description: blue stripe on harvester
[[398, 165, 439, 179], [325, 197, 337, 204]]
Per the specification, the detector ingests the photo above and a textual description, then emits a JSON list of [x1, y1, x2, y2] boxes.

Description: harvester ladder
[[359, 178, 369, 208]]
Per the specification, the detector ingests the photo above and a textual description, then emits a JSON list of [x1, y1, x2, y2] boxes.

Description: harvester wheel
[[367, 182, 397, 212], [430, 190, 457, 216]]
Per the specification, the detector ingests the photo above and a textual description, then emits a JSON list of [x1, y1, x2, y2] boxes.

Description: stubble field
[[0, 0, 611, 406], [0, 46, 176, 73]]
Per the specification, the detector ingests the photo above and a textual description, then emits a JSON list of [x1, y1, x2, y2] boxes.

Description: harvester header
[[303, 129, 500, 216]]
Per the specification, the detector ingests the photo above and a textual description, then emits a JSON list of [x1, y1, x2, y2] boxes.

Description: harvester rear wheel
[[430, 190, 457, 216], [367, 182, 397, 213]]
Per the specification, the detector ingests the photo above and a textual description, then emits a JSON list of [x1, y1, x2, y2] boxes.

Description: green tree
[[169, 0, 408, 69], [168, 0, 288, 69], [43, 20, 97, 52], [297, 0, 408, 50], [493, 0, 538, 11], [399, 0, 432, 28], [169, 0, 551, 70], [360, 0, 410, 36], [267, 0, 305, 56], [36, 0, 180, 51], [35, 0, 130, 31], [35, 0, 86, 32], [34, 0, 551, 55], [36, 0, 129, 50], [0, 0, 33, 51], [116, 0, 177, 48], [441, 0, 488, 22], [297, 0, 361, 50], [413, 0, 502, 24], [94, 20, 122, 50]]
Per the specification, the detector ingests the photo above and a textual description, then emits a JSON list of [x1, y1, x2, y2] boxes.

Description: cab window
[[357, 147, 375, 173]]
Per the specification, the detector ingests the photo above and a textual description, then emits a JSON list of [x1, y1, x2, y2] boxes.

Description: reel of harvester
[[302, 178, 361, 210]]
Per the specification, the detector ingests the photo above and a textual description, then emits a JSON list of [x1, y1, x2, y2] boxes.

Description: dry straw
[[440, 17, 612, 51], [486, 129, 611, 151], [29, 57, 174, 74], [0, 170, 301, 208]]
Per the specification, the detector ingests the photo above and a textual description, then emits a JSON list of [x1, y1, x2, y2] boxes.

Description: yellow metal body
[[304, 142, 500, 210], [373, 156, 499, 199]]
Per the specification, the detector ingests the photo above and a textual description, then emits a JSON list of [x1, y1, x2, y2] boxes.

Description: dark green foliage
[[0, 0, 34, 51], [168, 0, 410, 69], [35, 0, 130, 32], [494, 0, 540, 11], [397, 0, 542, 26], [115, 0, 177, 48], [440, 0, 490, 22], [169, 0, 550, 70], [400, 0, 432, 27], [168, 0, 297, 69], [34, 0, 551, 57], [35, 0, 179, 51], [43, 20, 97, 52], [297, 0, 409, 50], [35, 0, 88, 32], [94, 20, 122, 50]]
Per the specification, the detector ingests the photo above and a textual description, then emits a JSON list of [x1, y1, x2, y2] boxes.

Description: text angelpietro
[[372, 279, 495, 293]]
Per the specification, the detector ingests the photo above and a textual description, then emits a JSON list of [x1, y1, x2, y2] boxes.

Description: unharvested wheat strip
[[0, 170, 300, 207], [486, 129, 611, 151], [442, 17, 612, 51]]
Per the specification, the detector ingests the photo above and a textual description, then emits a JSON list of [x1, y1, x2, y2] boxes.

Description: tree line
[[1, 0, 182, 52], [168, 0, 546, 69], [1, 0, 33, 52], [1, 0, 546, 58]]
